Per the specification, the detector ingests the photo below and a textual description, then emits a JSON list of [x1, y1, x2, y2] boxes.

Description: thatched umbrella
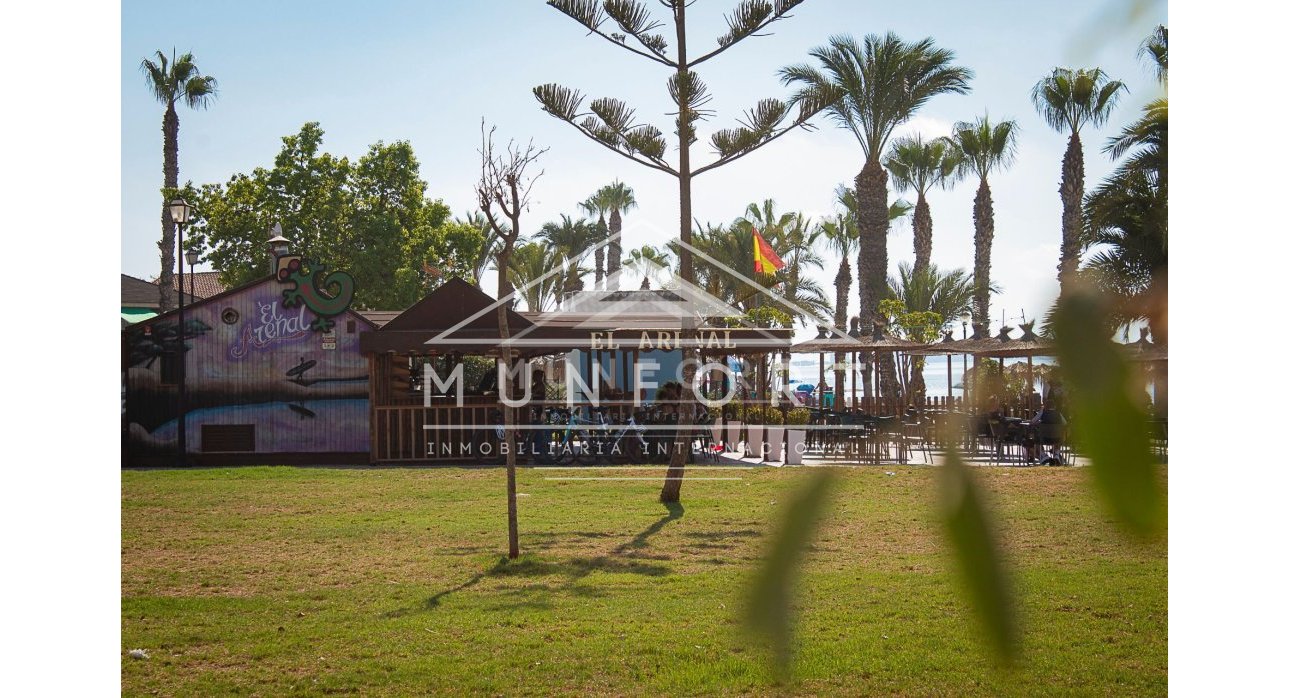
[[906, 330, 965, 406], [791, 322, 925, 414], [965, 322, 1056, 410]]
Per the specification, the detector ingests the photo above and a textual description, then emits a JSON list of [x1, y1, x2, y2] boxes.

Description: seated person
[[1022, 404, 1066, 463]]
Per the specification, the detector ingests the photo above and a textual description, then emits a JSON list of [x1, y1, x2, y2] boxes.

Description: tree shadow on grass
[[389, 502, 684, 617]]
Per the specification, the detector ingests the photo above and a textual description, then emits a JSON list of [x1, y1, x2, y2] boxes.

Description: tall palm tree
[[834, 184, 912, 400], [950, 116, 1018, 329], [781, 33, 971, 330], [140, 49, 218, 312], [596, 180, 637, 289], [1031, 68, 1127, 294], [819, 214, 856, 406], [1080, 26, 1167, 343], [578, 191, 613, 288], [884, 134, 961, 276]]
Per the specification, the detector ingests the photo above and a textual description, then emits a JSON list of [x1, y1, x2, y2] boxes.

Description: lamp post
[[184, 249, 200, 299], [959, 313, 971, 408], [169, 197, 193, 466]]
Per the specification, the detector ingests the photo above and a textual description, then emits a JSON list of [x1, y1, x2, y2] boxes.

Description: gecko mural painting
[[123, 275, 373, 465]]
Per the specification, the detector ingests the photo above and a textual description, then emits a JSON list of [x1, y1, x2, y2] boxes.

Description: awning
[[121, 308, 158, 324]]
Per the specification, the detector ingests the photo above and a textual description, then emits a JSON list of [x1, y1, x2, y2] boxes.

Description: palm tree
[[625, 244, 672, 288], [834, 184, 912, 400], [781, 33, 971, 330], [884, 135, 961, 276], [1031, 68, 1127, 294], [596, 180, 637, 290], [738, 198, 795, 238], [950, 116, 1019, 328], [140, 49, 218, 312], [1081, 26, 1167, 343], [886, 262, 988, 400], [506, 242, 561, 312], [456, 211, 500, 288], [1081, 169, 1166, 335], [578, 191, 613, 288], [536, 214, 595, 301], [1141, 25, 1168, 84]]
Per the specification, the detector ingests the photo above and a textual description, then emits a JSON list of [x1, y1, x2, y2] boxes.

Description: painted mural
[[123, 276, 371, 461]]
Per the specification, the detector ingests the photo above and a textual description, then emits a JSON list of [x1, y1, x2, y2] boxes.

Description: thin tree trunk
[[910, 191, 932, 397], [496, 245, 520, 559], [833, 257, 851, 410], [595, 214, 607, 288], [972, 176, 995, 327], [1057, 132, 1084, 295], [660, 3, 693, 504], [158, 103, 179, 313], [608, 210, 623, 290], [912, 192, 932, 277]]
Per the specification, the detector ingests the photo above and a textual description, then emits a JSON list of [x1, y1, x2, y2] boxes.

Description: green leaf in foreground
[[1053, 289, 1165, 538], [745, 468, 836, 679], [941, 449, 1019, 662]]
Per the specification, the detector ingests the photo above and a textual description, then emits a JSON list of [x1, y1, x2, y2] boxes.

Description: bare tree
[[536, 0, 831, 503], [476, 120, 547, 559]]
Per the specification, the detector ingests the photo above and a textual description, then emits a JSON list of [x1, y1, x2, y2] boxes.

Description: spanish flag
[[752, 227, 785, 275]]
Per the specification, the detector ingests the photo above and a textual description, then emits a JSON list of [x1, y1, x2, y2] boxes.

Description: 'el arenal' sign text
[[230, 301, 312, 359], [590, 330, 737, 350]]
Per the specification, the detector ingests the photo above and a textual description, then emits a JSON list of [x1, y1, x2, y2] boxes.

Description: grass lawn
[[122, 465, 1166, 695]]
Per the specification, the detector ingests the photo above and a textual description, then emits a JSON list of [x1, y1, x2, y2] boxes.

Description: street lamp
[[958, 312, 971, 408], [184, 249, 200, 299], [169, 197, 193, 466]]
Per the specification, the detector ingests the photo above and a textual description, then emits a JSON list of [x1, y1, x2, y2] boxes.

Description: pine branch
[[533, 84, 678, 176], [603, 0, 670, 59], [693, 92, 828, 176], [691, 0, 809, 67], [547, 0, 676, 66]]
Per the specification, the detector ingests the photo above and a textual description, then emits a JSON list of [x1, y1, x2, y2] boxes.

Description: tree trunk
[[909, 192, 931, 397], [157, 103, 179, 313], [854, 159, 889, 327], [495, 244, 520, 560], [660, 3, 693, 504], [1057, 132, 1085, 296], [833, 257, 851, 410], [608, 210, 623, 290], [594, 214, 607, 288], [912, 192, 932, 277], [972, 176, 995, 327]]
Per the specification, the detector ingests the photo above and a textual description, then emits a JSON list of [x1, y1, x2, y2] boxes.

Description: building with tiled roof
[[121, 274, 200, 325], [163, 271, 228, 300]]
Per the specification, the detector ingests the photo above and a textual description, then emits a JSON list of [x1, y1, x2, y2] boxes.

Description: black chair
[[987, 419, 1023, 465]]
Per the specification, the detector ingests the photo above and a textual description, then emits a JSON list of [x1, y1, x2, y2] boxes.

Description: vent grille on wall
[[201, 424, 256, 452]]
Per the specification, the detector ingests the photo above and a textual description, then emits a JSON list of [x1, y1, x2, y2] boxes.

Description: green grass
[[122, 466, 1166, 695]]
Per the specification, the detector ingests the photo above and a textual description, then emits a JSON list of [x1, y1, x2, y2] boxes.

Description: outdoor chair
[[987, 419, 1023, 465], [1032, 422, 1068, 465]]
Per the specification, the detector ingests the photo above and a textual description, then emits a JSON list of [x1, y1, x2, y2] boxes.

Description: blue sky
[[122, 0, 1165, 331]]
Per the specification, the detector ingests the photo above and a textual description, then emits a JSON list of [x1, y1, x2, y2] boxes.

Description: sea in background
[[786, 354, 1059, 398]]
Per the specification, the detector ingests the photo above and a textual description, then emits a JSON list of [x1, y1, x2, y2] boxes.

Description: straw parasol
[[791, 320, 926, 413], [962, 322, 1056, 409]]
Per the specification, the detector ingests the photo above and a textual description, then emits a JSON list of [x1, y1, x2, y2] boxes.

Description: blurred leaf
[[746, 469, 835, 678], [940, 449, 1018, 662], [1053, 289, 1165, 537]]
